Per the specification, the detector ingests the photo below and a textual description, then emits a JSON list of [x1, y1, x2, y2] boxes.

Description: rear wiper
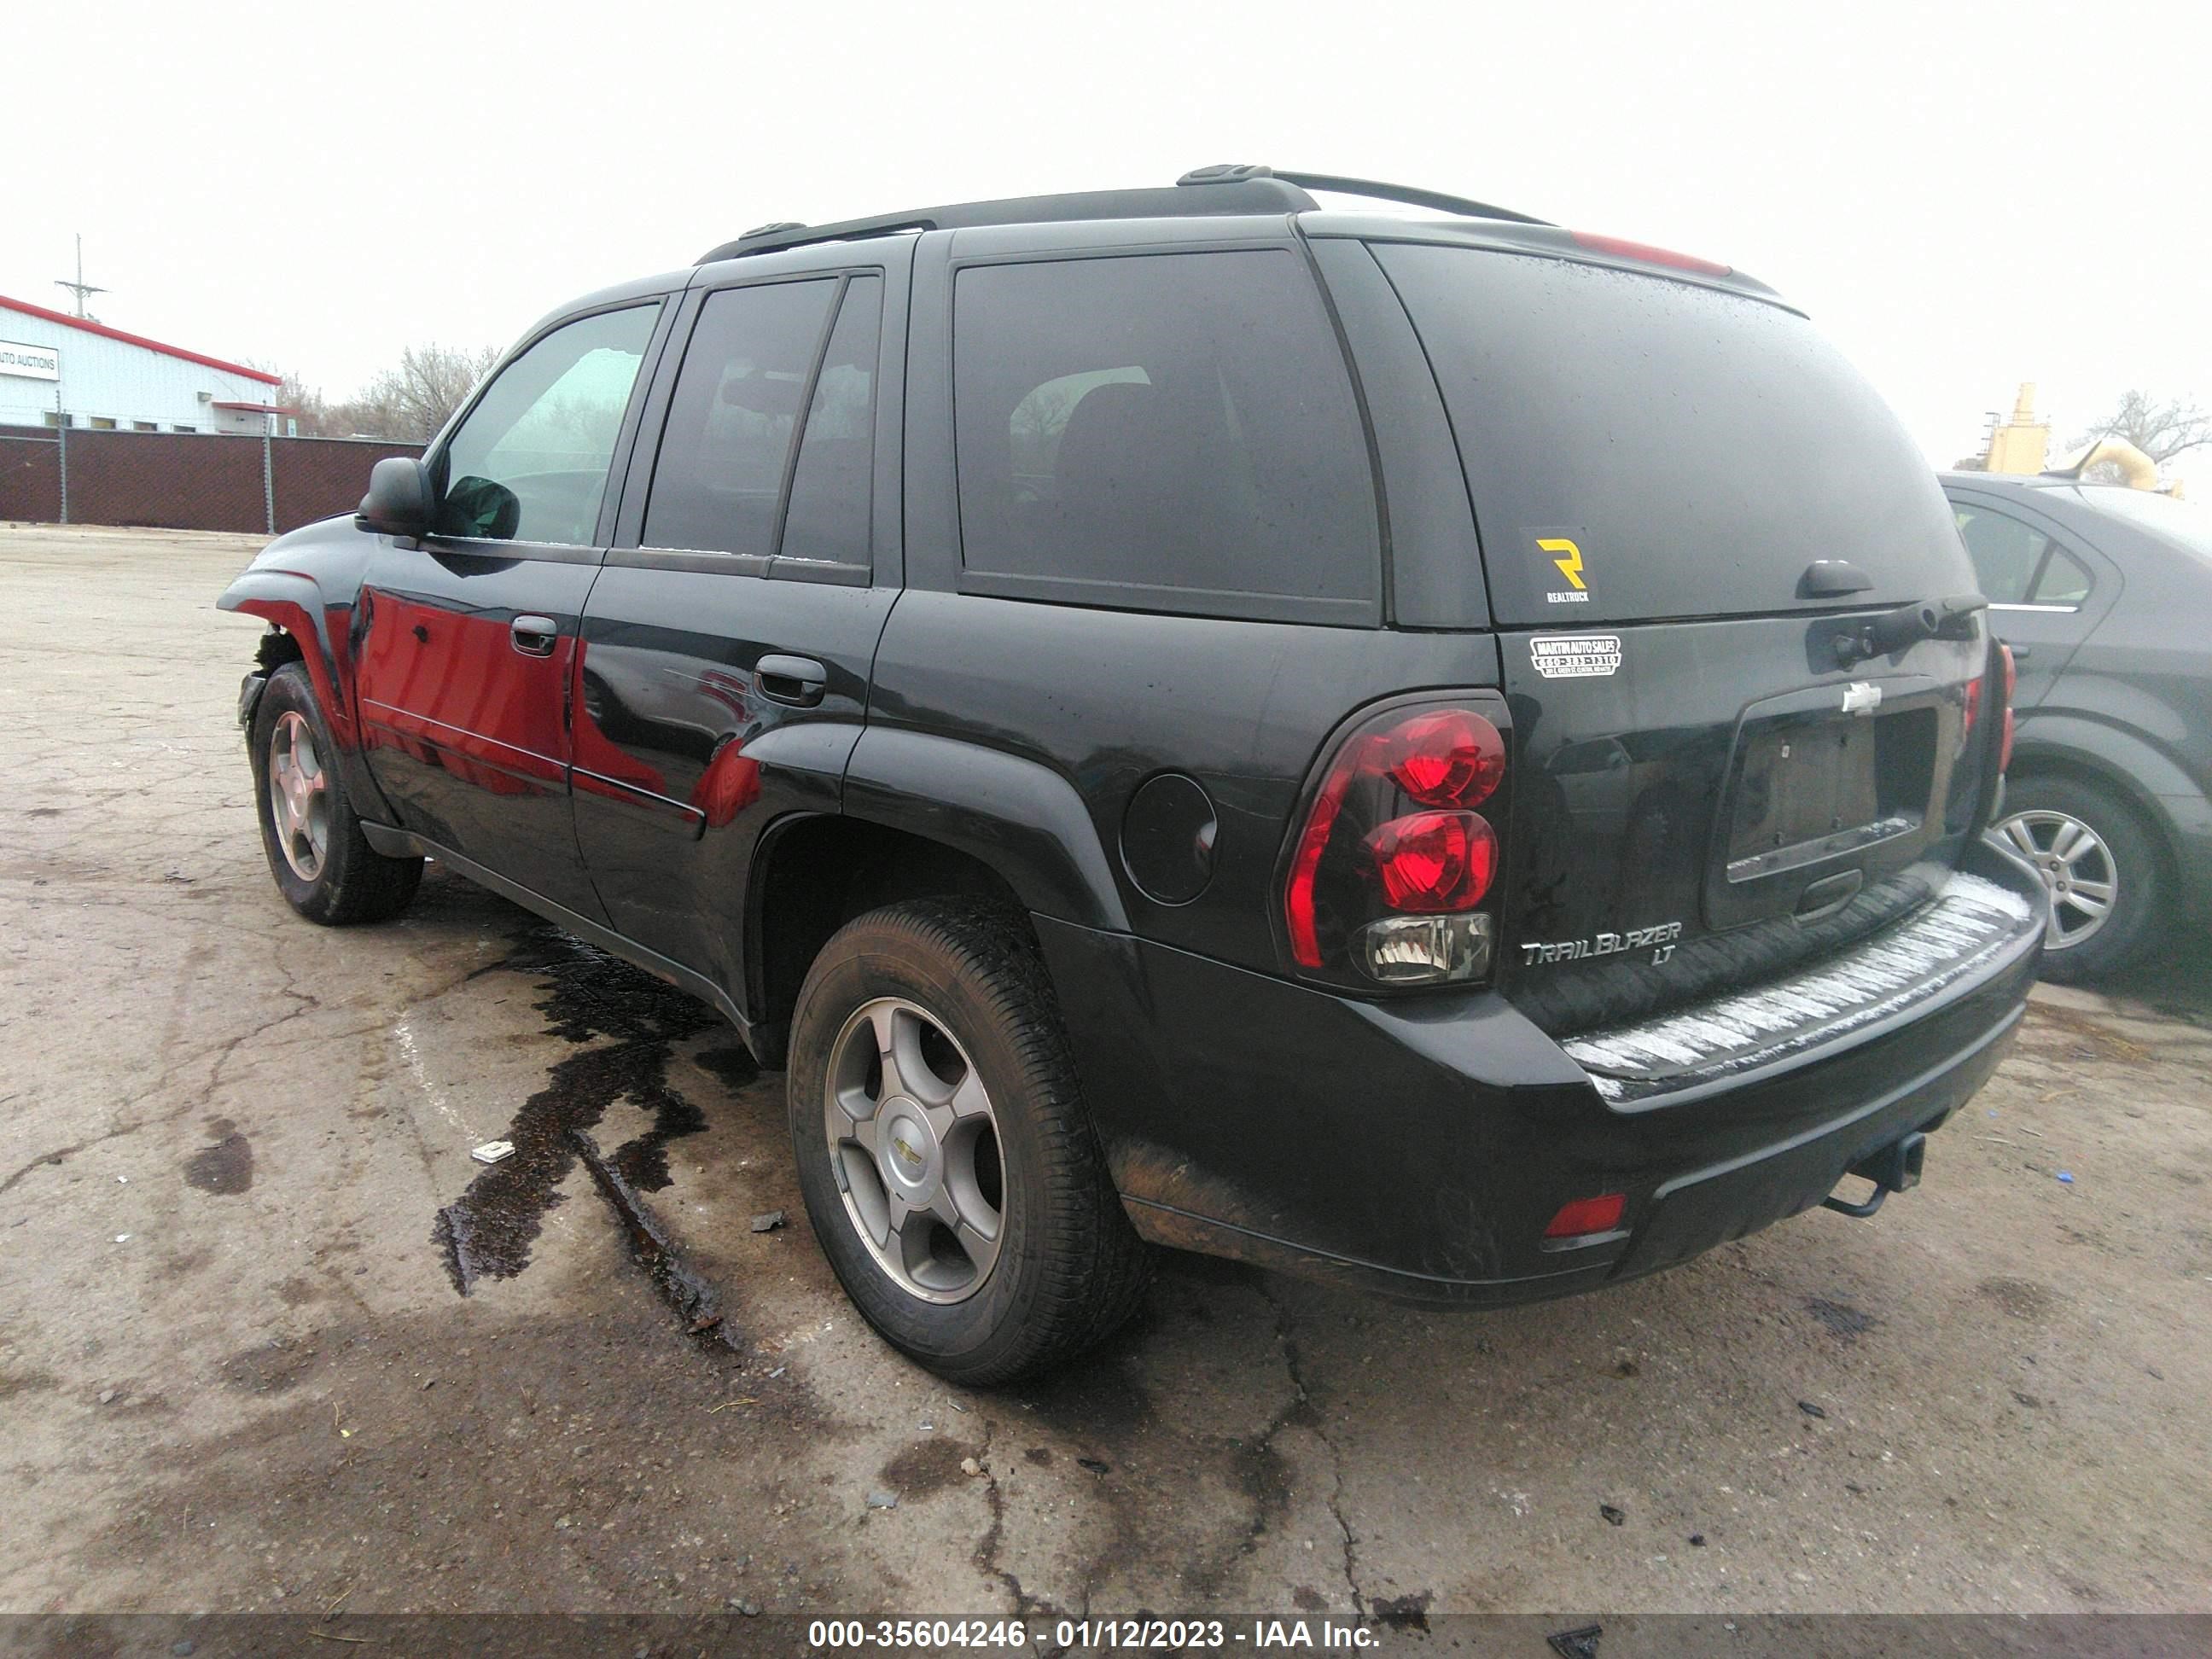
[[1831, 593, 1986, 669]]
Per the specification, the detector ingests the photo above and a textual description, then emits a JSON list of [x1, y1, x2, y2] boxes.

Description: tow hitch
[[1821, 1132, 1926, 1219]]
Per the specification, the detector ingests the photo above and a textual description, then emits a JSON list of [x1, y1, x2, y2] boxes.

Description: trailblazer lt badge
[[1521, 920, 1685, 967]]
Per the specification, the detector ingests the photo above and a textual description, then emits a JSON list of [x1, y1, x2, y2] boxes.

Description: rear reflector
[[1569, 230, 1732, 277], [1544, 1193, 1627, 1239]]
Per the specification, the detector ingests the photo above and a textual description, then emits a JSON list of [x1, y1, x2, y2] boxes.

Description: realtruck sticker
[[1540, 535, 1590, 603], [1529, 634, 1623, 678]]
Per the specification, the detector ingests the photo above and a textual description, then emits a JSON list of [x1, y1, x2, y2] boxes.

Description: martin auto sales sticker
[[1530, 635, 1623, 678]]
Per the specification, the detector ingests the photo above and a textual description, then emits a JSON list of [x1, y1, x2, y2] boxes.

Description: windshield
[[2069, 486, 2212, 562], [1373, 242, 1972, 626]]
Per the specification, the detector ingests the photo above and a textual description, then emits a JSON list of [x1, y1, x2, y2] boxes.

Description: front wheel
[[248, 662, 423, 925], [1988, 773, 2166, 983], [787, 899, 1151, 1384]]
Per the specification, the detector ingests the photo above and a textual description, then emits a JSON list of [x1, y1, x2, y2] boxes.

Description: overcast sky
[[11, 1, 2208, 482]]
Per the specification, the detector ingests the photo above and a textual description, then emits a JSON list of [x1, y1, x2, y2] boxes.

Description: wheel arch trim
[[219, 571, 356, 750], [839, 727, 1132, 932], [2006, 713, 2202, 859], [222, 568, 407, 825]]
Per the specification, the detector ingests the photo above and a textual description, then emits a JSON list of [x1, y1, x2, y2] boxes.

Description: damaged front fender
[[218, 566, 358, 751], [218, 520, 399, 824]]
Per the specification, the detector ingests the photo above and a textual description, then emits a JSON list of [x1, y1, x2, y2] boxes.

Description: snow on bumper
[[1563, 870, 2040, 1103]]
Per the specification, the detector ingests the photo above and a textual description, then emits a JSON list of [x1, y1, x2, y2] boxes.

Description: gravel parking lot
[[3, 523, 2209, 1621]]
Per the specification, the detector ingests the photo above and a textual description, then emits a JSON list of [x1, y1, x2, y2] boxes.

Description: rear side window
[[643, 279, 837, 557], [1955, 504, 2052, 602], [781, 276, 882, 566], [2033, 547, 2093, 605], [953, 251, 1379, 620], [1374, 243, 1970, 626], [1955, 502, 2095, 607]]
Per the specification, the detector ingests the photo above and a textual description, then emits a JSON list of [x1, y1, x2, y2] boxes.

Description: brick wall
[[68, 428, 267, 532], [0, 431, 61, 522], [271, 438, 425, 533], [0, 426, 425, 535]]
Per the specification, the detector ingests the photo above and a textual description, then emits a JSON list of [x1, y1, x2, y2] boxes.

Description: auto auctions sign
[[1, 339, 61, 381]]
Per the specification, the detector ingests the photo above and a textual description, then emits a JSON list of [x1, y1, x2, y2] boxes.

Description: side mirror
[[358, 456, 435, 538]]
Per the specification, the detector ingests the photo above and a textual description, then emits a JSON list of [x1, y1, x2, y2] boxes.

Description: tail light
[[1283, 697, 1509, 987], [1999, 643, 2017, 772], [1962, 643, 2017, 773]]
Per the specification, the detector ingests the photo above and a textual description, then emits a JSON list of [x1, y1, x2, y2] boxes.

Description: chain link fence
[[0, 422, 423, 536]]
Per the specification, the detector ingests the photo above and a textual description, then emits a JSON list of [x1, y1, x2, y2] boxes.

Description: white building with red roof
[[0, 294, 284, 435]]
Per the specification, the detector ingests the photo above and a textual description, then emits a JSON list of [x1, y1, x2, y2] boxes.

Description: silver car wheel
[[823, 996, 1005, 1305], [267, 710, 332, 882], [1992, 808, 2117, 951]]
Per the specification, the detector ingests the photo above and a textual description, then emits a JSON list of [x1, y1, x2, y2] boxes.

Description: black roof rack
[[699, 166, 1548, 264], [1247, 168, 1551, 227]]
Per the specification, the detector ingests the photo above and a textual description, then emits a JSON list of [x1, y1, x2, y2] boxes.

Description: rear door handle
[[756, 654, 828, 708], [2004, 644, 2033, 663], [510, 614, 559, 657]]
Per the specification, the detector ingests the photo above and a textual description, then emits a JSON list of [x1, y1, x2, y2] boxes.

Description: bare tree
[[2069, 390, 2212, 481], [330, 344, 500, 442], [247, 363, 335, 435]]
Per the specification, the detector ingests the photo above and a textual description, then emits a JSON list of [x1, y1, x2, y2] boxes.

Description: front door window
[[434, 306, 659, 545]]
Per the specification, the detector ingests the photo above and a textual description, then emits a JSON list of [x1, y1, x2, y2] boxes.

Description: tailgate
[[1497, 614, 1994, 1035], [1371, 236, 1997, 1033]]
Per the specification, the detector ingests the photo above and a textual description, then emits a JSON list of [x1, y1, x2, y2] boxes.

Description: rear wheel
[[787, 899, 1151, 1384], [249, 663, 423, 925], [1988, 773, 2165, 983]]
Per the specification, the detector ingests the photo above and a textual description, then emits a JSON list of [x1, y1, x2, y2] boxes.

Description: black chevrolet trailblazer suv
[[222, 167, 2045, 1382]]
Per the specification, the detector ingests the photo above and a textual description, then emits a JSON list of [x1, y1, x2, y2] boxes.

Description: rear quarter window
[[1954, 502, 2052, 602], [952, 250, 1380, 622], [1372, 242, 1970, 626]]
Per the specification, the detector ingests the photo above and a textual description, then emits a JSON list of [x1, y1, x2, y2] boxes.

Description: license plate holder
[[1707, 688, 1942, 929]]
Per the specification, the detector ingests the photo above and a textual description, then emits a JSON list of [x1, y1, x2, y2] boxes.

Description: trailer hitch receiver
[[1821, 1132, 1927, 1219]]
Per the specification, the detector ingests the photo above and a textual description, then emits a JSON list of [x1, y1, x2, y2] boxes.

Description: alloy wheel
[[1992, 808, 2117, 951], [268, 710, 331, 882], [823, 997, 1005, 1304]]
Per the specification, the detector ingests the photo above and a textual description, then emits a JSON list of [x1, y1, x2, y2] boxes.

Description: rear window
[[953, 250, 1380, 622], [2073, 486, 2212, 563], [1372, 242, 1970, 626]]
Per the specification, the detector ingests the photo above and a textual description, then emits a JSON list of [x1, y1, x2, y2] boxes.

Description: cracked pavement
[[2, 524, 2209, 1617]]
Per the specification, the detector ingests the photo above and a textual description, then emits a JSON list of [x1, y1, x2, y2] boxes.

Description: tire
[[787, 899, 1152, 1384], [248, 662, 423, 925], [1988, 772, 2167, 984]]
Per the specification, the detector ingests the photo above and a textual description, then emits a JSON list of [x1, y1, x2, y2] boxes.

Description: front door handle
[[510, 614, 559, 657], [756, 654, 828, 708], [2005, 644, 2033, 664]]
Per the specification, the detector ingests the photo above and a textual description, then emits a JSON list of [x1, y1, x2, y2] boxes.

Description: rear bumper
[[1039, 846, 2044, 1307]]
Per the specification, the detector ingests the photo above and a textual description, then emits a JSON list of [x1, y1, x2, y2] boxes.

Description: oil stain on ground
[[430, 923, 755, 1295], [184, 1117, 253, 1195]]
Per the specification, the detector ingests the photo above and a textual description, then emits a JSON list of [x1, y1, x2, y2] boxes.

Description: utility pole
[[54, 234, 107, 319]]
